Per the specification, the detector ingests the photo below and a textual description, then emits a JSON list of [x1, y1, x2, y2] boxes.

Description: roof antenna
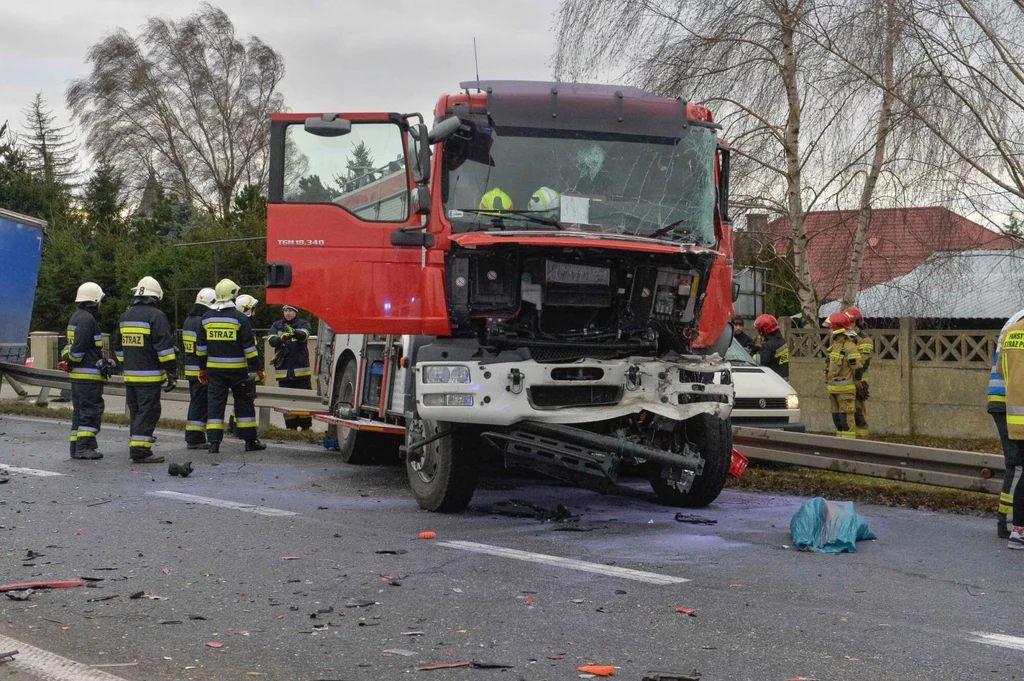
[[473, 37, 482, 93]]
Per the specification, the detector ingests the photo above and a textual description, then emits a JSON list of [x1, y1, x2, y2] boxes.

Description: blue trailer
[[0, 208, 46, 364]]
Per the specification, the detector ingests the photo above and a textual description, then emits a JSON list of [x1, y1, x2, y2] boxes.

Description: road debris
[[345, 599, 376, 608], [5, 590, 32, 601], [642, 673, 701, 681], [0, 650, 18, 662], [0, 580, 86, 593], [675, 607, 697, 617], [206, 641, 224, 649], [86, 594, 118, 602], [282, 556, 301, 560], [383, 649, 418, 657], [419, 531, 437, 540], [674, 514, 717, 525], [375, 549, 408, 555], [167, 461, 193, 477], [129, 591, 166, 600], [578, 665, 616, 676]]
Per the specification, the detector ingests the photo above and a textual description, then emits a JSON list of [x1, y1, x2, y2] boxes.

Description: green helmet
[[214, 278, 240, 303], [479, 188, 513, 216]]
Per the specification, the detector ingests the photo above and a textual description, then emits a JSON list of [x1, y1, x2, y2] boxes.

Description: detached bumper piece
[[483, 420, 704, 492]]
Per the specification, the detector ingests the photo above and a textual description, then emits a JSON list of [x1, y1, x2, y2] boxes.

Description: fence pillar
[[899, 317, 915, 436], [29, 331, 59, 369]]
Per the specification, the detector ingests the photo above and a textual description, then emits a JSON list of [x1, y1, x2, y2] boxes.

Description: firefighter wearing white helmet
[[528, 186, 560, 218], [235, 294, 258, 317], [181, 287, 217, 450], [112, 276, 177, 464], [199, 282, 266, 453], [60, 282, 109, 459]]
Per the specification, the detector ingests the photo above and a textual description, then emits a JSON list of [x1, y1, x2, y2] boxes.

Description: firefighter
[[227, 294, 263, 437], [58, 282, 113, 459], [998, 314, 1024, 548], [989, 308, 1024, 538], [268, 305, 314, 430], [182, 288, 216, 450], [823, 312, 862, 439], [198, 279, 265, 454], [753, 314, 789, 379], [846, 306, 873, 438], [111, 276, 177, 464]]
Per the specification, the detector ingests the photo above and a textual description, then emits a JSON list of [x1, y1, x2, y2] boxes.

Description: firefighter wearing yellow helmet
[[198, 279, 266, 454], [479, 188, 513, 216], [112, 276, 177, 463]]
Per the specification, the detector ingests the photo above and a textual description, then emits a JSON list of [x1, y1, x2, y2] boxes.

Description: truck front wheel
[[650, 413, 732, 508], [406, 418, 480, 512]]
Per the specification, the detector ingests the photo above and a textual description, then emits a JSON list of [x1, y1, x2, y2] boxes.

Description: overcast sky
[[0, 0, 561, 157]]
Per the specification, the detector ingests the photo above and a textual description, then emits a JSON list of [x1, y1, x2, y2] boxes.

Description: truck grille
[[734, 397, 788, 410], [528, 386, 622, 409]]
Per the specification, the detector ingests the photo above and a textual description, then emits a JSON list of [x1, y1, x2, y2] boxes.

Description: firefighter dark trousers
[[854, 397, 868, 437], [126, 384, 161, 460], [993, 412, 1022, 531], [186, 378, 208, 445], [208, 371, 257, 443], [279, 376, 313, 429], [829, 393, 856, 438], [70, 381, 104, 457]]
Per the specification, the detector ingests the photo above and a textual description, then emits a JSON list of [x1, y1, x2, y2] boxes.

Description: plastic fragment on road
[[418, 661, 470, 671], [0, 580, 86, 593], [642, 674, 701, 681], [206, 641, 223, 649], [419, 531, 437, 540], [675, 607, 697, 617], [729, 448, 748, 478], [789, 497, 876, 553], [578, 665, 616, 676], [674, 514, 717, 525], [281, 556, 300, 560], [383, 649, 418, 657]]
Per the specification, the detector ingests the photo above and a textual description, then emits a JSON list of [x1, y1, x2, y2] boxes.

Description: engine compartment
[[446, 245, 717, 361]]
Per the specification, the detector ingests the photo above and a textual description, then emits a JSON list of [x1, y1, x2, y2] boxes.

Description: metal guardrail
[[0, 362, 325, 427], [0, 361, 1005, 494], [733, 426, 1004, 494]]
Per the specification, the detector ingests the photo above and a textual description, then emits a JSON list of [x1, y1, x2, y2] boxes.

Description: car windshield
[[726, 339, 757, 365], [441, 124, 718, 247]]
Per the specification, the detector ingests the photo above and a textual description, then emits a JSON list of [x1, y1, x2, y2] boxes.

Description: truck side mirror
[[413, 123, 431, 184], [428, 116, 462, 144], [411, 186, 431, 216], [304, 114, 352, 137]]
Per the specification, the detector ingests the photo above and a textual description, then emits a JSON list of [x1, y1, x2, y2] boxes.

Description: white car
[[725, 339, 804, 431]]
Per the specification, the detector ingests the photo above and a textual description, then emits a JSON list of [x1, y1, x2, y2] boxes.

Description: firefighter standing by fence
[[753, 314, 789, 379], [182, 288, 216, 450], [846, 307, 873, 438], [997, 314, 1024, 549], [989, 308, 1024, 538], [59, 282, 114, 459], [227, 294, 262, 437], [268, 305, 314, 430], [111, 276, 177, 464], [198, 279, 266, 454], [823, 312, 863, 439]]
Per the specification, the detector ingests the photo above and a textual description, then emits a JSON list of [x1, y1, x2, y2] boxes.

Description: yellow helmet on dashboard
[[479, 188, 513, 216]]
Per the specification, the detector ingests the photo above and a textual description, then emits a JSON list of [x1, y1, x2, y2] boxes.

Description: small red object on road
[[419, 531, 437, 540], [281, 556, 300, 560], [578, 665, 616, 676], [676, 607, 697, 616], [206, 641, 223, 649], [0, 580, 87, 593], [728, 449, 748, 478]]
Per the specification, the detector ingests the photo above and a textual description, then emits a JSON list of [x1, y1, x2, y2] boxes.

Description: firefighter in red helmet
[[823, 311, 863, 439], [845, 306, 873, 437], [753, 314, 789, 379]]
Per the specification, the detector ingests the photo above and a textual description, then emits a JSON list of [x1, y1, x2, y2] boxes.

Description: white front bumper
[[415, 356, 733, 426]]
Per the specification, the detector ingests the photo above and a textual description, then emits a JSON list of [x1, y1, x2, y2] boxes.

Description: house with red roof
[[750, 207, 1018, 304]]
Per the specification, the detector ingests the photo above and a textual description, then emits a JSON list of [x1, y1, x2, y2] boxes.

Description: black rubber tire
[[406, 419, 480, 512], [332, 360, 376, 464], [650, 413, 732, 508]]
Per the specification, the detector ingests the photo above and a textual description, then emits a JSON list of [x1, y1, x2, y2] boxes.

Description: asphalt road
[[0, 412, 1020, 681]]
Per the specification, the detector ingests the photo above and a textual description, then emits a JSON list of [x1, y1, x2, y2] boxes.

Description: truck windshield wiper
[[652, 219, 695, 239], [452, 209, 565, 230]]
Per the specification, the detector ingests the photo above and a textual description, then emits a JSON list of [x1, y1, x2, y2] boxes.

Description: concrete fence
[[784, 318, 997, 438]]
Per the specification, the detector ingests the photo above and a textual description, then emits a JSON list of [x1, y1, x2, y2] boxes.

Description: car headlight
[[786, 393, 800, 410], [423, 365, 471, 384]]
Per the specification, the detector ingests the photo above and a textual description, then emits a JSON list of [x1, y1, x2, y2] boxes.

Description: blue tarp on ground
[[790, 497, 877, 553]]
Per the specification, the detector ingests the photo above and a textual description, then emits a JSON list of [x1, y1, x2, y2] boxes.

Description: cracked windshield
[[443, 124, 718, 246]]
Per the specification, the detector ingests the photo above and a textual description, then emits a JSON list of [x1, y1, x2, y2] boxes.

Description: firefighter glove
[[163, 374, 177, 393], [198, 369, 209, 386], [57, 361, 70, 373], [96, 358, 116, 379], [256, 370, 266, 385], [855, 382, 870, 400]]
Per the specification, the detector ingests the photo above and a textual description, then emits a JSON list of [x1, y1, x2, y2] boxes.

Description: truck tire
[[331, 360, 376, 464], [406, 418, 480, 512], [650, 413, 731, 508]]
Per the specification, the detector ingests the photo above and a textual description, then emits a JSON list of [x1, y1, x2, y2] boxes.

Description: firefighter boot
[[244, 439, 267, 452], [998, 514, 1011, 540], [208, 442, 220, 454]]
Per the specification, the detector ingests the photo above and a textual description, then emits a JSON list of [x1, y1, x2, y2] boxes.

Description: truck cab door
[[267, 112, 439, 334]]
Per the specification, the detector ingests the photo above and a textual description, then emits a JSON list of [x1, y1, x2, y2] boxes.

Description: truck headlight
[[423, 365, 471, 384], [786, 394, 800, 410]]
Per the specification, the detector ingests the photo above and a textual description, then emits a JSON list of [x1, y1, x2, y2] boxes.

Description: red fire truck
[[266, 81, 736, 512]]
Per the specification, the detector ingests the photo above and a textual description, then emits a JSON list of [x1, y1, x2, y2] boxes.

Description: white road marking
[[0, 633, 129, 680], [0, 464, 62, 477], [148, 490, 298, 517], [437, 540, 689, 585], [968, 632, 1024, 651]]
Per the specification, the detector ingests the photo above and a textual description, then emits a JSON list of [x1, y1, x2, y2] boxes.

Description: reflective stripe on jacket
[[112, 300, 177, 383], [64, 307, 105, 383]]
